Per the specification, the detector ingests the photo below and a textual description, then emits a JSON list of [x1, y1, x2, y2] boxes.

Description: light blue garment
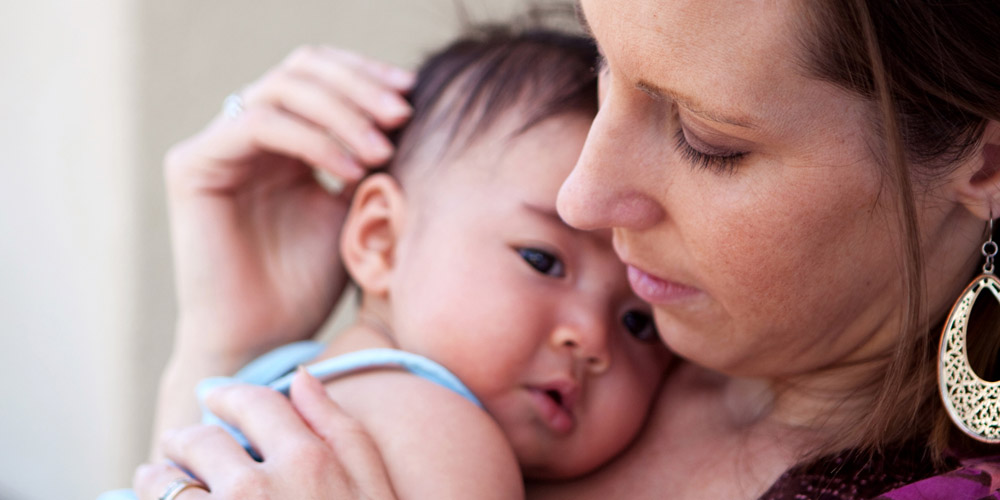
[[201, 342, 481, 460], [98, 342, 478, 499]]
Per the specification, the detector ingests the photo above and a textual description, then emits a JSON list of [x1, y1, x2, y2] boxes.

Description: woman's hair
[[797, 1, 1000, 461], [384, 16, 598, 182]]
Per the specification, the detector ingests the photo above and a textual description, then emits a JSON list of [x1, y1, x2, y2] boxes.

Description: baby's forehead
[[394, 107, 588, 191], [384, 30, 599, 192]]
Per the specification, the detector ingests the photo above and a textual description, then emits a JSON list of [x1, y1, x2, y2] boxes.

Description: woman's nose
[[550, 320, 611, 375], [556, 88, 666, 232]]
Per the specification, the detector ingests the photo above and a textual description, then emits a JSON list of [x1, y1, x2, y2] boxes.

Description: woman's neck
[[714, 352, 894, 460]]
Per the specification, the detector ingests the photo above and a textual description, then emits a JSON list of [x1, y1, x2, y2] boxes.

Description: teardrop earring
[[939, 217, 1000, 443]]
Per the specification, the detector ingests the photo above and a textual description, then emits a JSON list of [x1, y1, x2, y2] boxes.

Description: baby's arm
[[324, 369, 524, 499]]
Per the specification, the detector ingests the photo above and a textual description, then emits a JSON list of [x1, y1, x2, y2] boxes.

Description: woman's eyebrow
[[635, 80, 757, 130]]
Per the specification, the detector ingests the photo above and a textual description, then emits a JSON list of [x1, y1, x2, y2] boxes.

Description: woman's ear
[[340, 173, 407, 297], [955, 121, 1000, 220]]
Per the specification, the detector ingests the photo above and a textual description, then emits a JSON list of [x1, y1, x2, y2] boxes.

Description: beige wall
[[0, 1, 553, 498]]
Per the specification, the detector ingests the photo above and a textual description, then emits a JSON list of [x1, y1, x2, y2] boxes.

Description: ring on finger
[[159, 477, 209, 500], [222, 93, 245, 119]]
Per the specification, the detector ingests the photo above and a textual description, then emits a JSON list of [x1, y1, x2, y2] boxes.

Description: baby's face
[[388, 111, 672, 478]]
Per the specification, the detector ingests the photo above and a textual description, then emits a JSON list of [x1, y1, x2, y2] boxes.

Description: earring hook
[[983, 216, 997, 275]]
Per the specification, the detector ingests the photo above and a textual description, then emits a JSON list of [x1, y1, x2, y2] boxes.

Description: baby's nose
[[550, 321, 611, 375]]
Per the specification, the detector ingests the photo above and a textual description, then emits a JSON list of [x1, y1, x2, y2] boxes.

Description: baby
[[294, 26, 671, 493], [111, 26, 671, 499]]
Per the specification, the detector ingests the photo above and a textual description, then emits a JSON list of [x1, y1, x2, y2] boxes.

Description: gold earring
[[939, 217, 1000, 443]]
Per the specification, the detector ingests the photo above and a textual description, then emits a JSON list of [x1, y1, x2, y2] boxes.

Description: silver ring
[[159, 477, 208, 500], [222, 93, 244, 119]]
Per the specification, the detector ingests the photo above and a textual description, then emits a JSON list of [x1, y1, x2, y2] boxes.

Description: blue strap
[[96, 343, 478, 499], [198, 342, 480, 461]]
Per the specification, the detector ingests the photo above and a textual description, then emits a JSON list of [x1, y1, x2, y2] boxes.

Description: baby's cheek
[[591, 371, 657, 455]]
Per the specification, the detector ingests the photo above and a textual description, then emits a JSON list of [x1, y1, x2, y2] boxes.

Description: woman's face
[[561, 0, 978, 378]]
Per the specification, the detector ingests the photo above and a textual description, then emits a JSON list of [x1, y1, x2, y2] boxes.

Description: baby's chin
[[516, 447, 612, 481]]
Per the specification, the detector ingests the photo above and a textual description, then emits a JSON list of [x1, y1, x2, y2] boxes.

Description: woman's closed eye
[[622, 310, 658, 342], [673, 128, 748, 175], [518, 247, 565, 278]]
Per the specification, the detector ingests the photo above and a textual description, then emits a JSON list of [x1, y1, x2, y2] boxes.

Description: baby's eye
[[518, 248, 565, 277], [622, 310, 658, 342]]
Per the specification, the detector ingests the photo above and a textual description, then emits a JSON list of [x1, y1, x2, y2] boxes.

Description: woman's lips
[[527, 388, 575, 435], [627, 265, 701, 304]]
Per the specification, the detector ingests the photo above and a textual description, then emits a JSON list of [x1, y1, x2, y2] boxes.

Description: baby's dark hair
[[385, 23, 599, 180]]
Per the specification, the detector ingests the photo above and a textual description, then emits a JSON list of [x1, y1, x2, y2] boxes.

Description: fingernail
[[341, 155, 366, 179], [389, 68, 416, 88], [296, 365, 314, 382], [381, 93, 411, 118], [295, 365, 324, 392], [368, 130, 393, 159]]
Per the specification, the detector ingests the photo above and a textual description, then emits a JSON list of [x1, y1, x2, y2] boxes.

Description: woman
[[135, 1, 1000, 498]]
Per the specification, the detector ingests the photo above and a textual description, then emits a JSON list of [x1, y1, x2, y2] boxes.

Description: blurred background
[[0, 1, 565, 498]]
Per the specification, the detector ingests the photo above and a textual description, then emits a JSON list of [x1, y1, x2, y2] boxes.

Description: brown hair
[[384, 17, 598, 182], [799, 1, 1000, 461]]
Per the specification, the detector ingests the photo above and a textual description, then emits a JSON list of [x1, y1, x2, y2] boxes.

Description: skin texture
[[528, 1, 1000, 498], [150, 46, 415, 456], [337, 110, 670, 480], [138, 369, 398, 500], [139, 105, 670, 498], [141, 4, 1000, 497]]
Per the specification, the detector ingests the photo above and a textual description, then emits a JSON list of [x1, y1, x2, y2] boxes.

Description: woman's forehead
[[579, 0, 813, 133]]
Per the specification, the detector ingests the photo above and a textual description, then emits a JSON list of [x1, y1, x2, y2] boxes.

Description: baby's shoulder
[[324, 367, 524, 499]]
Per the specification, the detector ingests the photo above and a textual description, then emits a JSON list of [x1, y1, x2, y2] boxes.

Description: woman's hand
[[166, 46, 414, 365], [136, 369, 397, 499], [150, 46, 413, 456]]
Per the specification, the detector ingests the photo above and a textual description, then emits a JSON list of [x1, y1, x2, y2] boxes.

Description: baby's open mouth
[[527, 386, 577, 434], [546, 389, 563, 406]]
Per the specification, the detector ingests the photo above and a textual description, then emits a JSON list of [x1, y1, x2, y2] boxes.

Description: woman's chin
[[651, 309, 746, 374]]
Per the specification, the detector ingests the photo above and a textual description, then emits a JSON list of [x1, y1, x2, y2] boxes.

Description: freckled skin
[[528, 0, 1000, 500], [527, 1, 992, 498], [561, 0, 982, 379]]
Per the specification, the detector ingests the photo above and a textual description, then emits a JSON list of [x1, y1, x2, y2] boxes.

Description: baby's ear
[[955, 121, 1000, 220], [341, 173, 406, 297]]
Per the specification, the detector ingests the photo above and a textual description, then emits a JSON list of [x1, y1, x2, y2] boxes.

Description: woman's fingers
[[243, 106, 366, 178], [247, 72, 395, 165], [170, 45, 411, 190], [238, 45, 412, 163], [160, 425, 257, 483], [288, 366, 364, 445], [321, 46, 415, 92], [202, 383, 319, 459], [133, 462, 211, 500], [284, 45, 414, 116], [281, 46, 413, 128], [147, 375, 396, 499], [289, 368, 398, 498]]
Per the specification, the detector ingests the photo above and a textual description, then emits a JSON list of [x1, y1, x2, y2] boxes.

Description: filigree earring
[[939, 217, 1000, 443]]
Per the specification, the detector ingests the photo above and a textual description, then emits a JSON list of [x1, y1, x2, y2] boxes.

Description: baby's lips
[[539, 378, 580, 411]]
